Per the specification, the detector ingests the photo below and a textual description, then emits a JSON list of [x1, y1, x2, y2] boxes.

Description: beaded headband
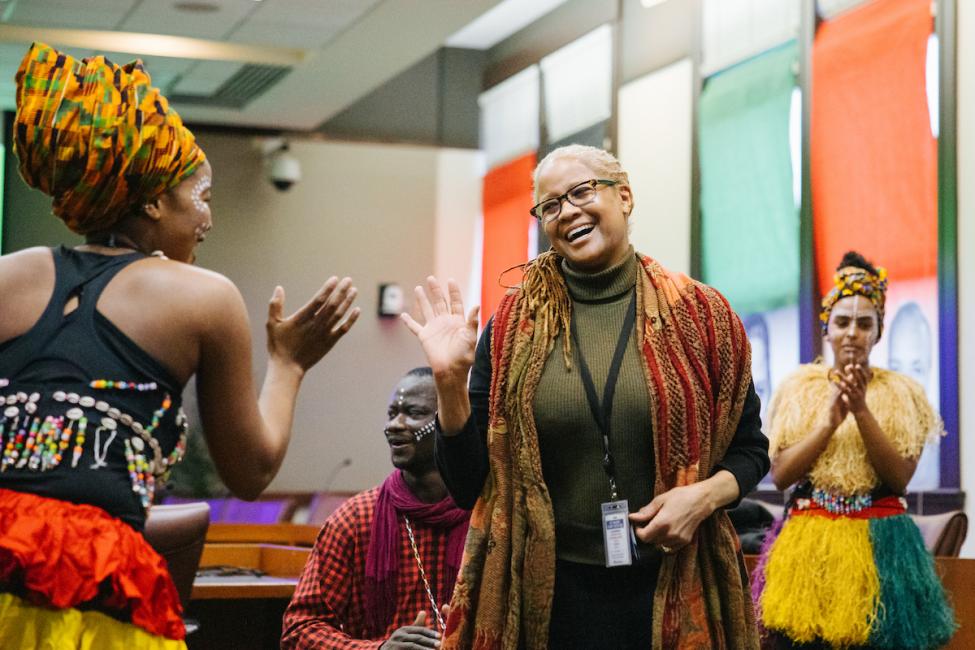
[[820, 265, 888, 339]]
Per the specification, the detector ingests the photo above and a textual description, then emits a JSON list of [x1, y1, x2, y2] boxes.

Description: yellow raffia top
[[767, 363, 941, 494]]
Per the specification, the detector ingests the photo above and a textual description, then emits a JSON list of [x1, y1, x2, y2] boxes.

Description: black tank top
[[0, 247, 188, 530]]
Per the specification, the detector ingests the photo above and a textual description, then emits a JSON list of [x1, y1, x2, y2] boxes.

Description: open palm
[[401, 276, 479, 377]]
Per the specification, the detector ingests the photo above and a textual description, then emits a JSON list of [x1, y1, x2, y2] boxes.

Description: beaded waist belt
[[0, 380, 187, 510], [792, 491, 907, 520], [811, 487, 872, 514]]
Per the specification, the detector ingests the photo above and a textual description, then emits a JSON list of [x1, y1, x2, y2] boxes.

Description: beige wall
[[434, 148, 484, 309], [956, 2, 974, 558], [194, 132, 446, 492], [618, 59, 694, 275]]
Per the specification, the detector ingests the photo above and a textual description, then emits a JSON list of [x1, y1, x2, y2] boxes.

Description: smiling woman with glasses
[[529, 178, 619, 223], [402, 144, 769, 649]]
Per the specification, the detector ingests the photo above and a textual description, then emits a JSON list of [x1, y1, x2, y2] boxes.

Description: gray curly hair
[[532, 144, 631, 205]]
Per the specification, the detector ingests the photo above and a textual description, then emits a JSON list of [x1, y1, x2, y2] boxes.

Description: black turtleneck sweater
[[436, 252, 769, 565]]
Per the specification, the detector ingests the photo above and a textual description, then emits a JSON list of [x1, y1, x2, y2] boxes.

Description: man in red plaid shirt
[[281, 368, 470, 649]]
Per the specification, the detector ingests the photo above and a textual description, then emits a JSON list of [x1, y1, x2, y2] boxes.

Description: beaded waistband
[[0, 379, 187, 510], [811, 487, 872, 515], [792, 493, 907, 520]]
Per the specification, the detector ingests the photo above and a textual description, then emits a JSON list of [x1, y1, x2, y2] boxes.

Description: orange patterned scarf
[[442, 251, 758, 649]]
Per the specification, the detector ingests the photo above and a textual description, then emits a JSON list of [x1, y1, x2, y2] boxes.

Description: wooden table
[[188, 543, 311, 649], [205, 523, 320, 547], [940, 558, 975, 649], [191, 542, 309, 600]]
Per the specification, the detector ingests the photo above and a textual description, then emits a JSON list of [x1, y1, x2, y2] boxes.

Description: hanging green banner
[[699, 41, 799, 315]]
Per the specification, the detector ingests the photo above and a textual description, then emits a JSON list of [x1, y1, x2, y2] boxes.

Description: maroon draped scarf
[[364, 470, 469, 636]]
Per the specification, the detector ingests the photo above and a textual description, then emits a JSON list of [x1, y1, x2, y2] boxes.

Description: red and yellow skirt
[[753, 495, 956, 649], [0, 488, 185, 649]]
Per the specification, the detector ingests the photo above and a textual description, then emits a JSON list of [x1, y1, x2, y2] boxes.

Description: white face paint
[[191, 174, 213, 242], [849, 296, 860, 339], [826, 295, 879, 368], [191, 174, 212, 215]]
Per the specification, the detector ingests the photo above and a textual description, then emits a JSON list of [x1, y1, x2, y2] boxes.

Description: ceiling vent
[[169, 63, 291, 109]]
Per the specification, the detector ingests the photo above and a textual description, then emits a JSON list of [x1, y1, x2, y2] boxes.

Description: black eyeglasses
[[529, 179, 618, 223]]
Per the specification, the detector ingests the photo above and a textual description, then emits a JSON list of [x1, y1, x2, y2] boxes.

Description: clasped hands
[[827, 363, 871, 428]]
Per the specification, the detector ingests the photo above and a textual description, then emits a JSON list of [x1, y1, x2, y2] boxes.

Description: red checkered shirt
[[281, 487, 459, 649]]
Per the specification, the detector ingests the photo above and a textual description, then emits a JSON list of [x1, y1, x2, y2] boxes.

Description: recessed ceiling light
[[174, 1, 220, 12], [640, 0, 668, 8]]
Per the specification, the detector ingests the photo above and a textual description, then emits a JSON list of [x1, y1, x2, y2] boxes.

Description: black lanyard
[[570, 292, 637, 501]]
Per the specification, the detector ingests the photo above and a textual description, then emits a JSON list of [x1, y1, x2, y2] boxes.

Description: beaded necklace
[[403, 515, 447, 633]]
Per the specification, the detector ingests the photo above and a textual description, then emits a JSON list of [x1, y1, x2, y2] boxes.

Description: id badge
[[601, 500, 634, 568]]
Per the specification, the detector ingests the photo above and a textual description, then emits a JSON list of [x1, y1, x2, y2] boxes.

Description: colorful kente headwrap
[[819, 265, 889, 339], [13, 42, 206, 235], [442, 251, 758, 650]]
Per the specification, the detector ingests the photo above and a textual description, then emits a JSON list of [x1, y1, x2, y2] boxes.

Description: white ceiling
[[447, 0, 569, 49], [0, 0, 508, 130]]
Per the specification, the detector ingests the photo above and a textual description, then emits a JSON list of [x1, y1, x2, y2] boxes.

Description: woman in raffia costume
[[0, 43, 360, 648], [753, 251, 955, 649], [402, 144, 770, 649]]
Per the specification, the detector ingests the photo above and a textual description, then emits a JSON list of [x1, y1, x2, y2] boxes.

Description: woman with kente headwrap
[[401, 144, 770, 649], [0, 43, 360, 648], [753, 251, 955, 649]]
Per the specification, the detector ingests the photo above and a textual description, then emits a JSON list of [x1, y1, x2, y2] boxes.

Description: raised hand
[[401, 277, 479, 380], [825, 381, 850, 431], [836, 363, 870, 416], [381, 611, 442, 649], [266, 277, 360, 373]]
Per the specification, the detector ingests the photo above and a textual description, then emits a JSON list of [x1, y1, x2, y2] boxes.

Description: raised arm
[[433, 320, 492, 509], [401, 277, 489, 509], [196, 276, 359, 499], [400, 277, 479, 436]]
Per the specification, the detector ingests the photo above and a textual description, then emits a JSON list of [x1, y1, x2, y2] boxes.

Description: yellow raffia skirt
[[0, 593, 186, 649], [753, 496, 955, 649]]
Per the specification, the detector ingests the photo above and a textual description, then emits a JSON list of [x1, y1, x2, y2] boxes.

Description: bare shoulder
[[0, 248, 55, 337], [125, 258, 242, 306], [0, 246, 54, 283], [103, 258, 247, 342]]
